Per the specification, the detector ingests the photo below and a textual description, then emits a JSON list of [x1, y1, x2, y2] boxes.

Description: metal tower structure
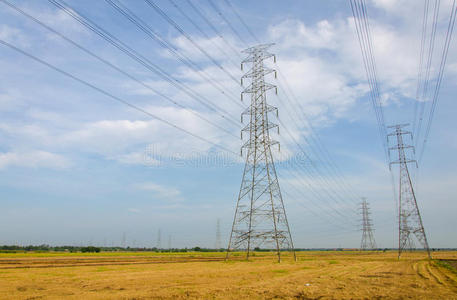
[[157, 228, 161, 249], [226, 44, 295, 262], [388, 124, 431, 259], [359, 197, 377, 250], [215, 218, 221, 249]]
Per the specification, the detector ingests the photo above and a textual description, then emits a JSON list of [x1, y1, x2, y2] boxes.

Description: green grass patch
[[434, 260, 457, 275], [94, 267, 112, 272], [0, 251, 227, 258], [272, 269, 289, 274], [329, 260, 339, 264]]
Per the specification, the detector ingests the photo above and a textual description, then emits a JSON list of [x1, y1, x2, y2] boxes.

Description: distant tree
[[193, 247, 201, 251], [81, 246, 101, 253]]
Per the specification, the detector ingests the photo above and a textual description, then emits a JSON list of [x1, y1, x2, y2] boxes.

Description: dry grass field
[[0, 250, 456, 299]]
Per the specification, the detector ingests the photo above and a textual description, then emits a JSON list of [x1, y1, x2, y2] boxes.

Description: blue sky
[[0, 0, 456, 249]]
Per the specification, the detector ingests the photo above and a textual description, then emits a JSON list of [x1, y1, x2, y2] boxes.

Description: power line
[[194, 1, 366, 223], [419, 0, 457, 162], [167, 0, 239, 70], [200, 0, 364, 209], [415, 0, 441, 147], [105, 0, 242, 108], [172, 0, 374, 239], [0, 0, 238, 139], [48, 0, 241, 127], [276, 116, 360, 214], [0, 38, 238, 156], [350, 0, 388, 164], [217, 0, 362, 202], [143, 0, 241, 85], [279, 167, 358, 227], [275, 85, 362, 206], [207, 0, 249, 47], [223, 0, 260, 43], [412, 0, 431, 138], [185, 0, 241, 58], [282, 190, 357, 233], [278, 156, 359, 222]]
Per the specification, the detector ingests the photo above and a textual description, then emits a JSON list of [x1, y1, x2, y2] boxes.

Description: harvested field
[[0, 251, 456, 299]]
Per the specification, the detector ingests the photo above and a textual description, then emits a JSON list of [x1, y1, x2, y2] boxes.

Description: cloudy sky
[[0, 0, 456, 249]]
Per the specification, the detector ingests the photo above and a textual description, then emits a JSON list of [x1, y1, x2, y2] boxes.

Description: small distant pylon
[[360, 197, 377, 250], [157, 229, 161, 249], [388, 124, 431, 259], [215, 218, 221, 249], [226, 44, 295, 262], [122, 232, 126, 248]]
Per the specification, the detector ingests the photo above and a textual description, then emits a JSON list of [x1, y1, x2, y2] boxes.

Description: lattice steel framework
[[388, 124, 431, 259], [360, 197, 377, 250], [226, 44, 295, 262], [215, 218, 221, 249]]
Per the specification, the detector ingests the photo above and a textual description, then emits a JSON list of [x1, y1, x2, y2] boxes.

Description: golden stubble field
[[0, 251, 456, 299]]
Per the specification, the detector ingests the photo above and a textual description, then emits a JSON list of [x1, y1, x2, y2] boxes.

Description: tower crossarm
[[241, 121, 278, 134], [241, 105, 278, 121], [389, 159, 418, 167], [242, 67, 276, 79], [241, 52, 275, 64], [242, 82, 277, 94], [388, 145, 414, 151], [387, 123, 410, 129], [241, 138, 279, 153]]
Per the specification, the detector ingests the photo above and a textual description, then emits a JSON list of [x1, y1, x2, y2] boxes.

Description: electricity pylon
[[215, 218, 221, 249], [157, 228, 161, 249], [388, 124, 431, 259], [359, 197, 377, 250], [226, 44, 295, 262]]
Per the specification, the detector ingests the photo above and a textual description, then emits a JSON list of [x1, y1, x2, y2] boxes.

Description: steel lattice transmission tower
[[157, 228, 161, 249], [388, 124, 431, 259], [215, 218, 221, 249], [359, 197, 377, 250], [226, 44, 295, 262]]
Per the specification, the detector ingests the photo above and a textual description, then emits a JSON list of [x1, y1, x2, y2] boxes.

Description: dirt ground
[[0, 250, 456, 299]]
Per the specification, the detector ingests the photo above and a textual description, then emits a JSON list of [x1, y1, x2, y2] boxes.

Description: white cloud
[[0, 89, 25, 112], [110, 151, 160, 166], [134, 182, 181, 200], [27, 5, 91, 38], [0, 150, 71, 170], [0, 24, 30, 48], [0, 103, 240, 167], [168, 35, 233, 62], [1, 0, 456, 170]]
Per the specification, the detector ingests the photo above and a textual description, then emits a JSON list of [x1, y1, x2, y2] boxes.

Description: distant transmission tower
[[122, 232, 126, 248], [359, 198, 377, 250], [157, 229, 161, 249], [226, 44, 295, 262], [215, 218, 221, 249], [388, 124, 431, 259]]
